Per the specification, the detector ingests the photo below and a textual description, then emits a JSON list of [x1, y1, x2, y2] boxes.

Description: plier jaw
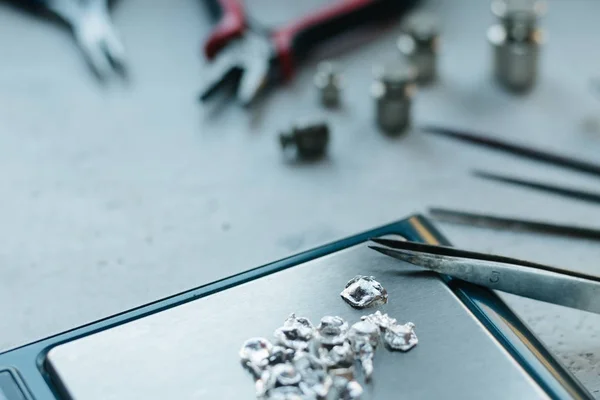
[[199, 0, 422, 107], [199, 32, 275, 107], [16, 0, 126, 80]]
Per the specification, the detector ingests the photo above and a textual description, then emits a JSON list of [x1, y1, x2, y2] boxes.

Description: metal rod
[[473, 170, 600, 205], [422, 125, 600, 178], [429, 207, 600, 241], [369, 238, 600, 281]]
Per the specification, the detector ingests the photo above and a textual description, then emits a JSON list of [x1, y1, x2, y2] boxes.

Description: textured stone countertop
[[0, 0, 599, 396]]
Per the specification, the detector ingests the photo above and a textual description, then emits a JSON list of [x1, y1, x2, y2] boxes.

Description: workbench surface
[[1, 0, 599, 396]]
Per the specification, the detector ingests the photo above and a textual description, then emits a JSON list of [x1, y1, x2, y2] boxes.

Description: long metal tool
[[429, 207, 600, 241], [370, 238, 600, 314], [473, 170, 600, 205], [422, 125, 600, 178], [22, 0, 126, 79], [200, 0, 420, 106]]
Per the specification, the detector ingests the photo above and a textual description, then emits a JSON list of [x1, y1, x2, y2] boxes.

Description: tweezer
[[370, 238, 600, 314]]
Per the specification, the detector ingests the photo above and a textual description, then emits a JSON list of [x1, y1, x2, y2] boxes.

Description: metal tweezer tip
[[370, 238, 406, 248], [368, 245, 424, 267]]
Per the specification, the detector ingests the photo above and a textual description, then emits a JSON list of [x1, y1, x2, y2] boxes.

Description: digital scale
[[0, 215, 592, 399]]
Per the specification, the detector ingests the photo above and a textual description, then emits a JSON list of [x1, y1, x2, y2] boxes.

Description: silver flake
[[274, 314, 315, 351], [330, 377, 363, 400], [340, 275, 388, 309], [315, 316, 349, 346], [349, 320, 379, 381], [265, 385, 305, 400], [342, 380, 364, 400], [317, 340, 353, 369], [361, 311, 397, 330], [268, 346, 296, 366], [239, 337, 273, 377], [382, 322, 418, 352], [328, 366, 355, 382], [349, 320, 380, 349], [293, 351, 323, 372], [270, 363, 303, 386], [298, 367, 333, 399]]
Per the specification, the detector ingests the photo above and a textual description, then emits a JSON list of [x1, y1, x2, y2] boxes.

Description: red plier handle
[[203, 0, 419, 77], [272, 0, 419, 80], [203, 0, 246, 59]]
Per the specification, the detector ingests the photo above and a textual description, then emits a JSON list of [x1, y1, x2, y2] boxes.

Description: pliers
[[16, 0, 126, 79], [199, 0, 420, 107]]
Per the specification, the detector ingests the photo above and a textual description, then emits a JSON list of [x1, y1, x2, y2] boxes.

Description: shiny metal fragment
[[340, 275, 388, 309], [382, 322, 418, 352], [257, 363, 303, 398], [239, 337, 273, 377], [342, 380, 364, 400], [318, 340, 354, 369], [265, 385, 305, 400], [361, 311, 397, 330], [268, 346, 296, 366], [243, 309, 419, 397], [349, 320, 380, 349], [356, 350, 374, 382], [274, 314, 315, 351], [328, 366, 355, 383], [330, 376, 363, 400], [293, 351, 323, 371], [349, 320, 380, 380], [293, 353, 332, 397], [298, 366, 333, 398], [271, 363, 303, 386], [315, 316, 349, 346]]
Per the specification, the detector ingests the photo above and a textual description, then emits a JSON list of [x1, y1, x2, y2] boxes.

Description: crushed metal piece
[[293, 351, 323, 371], [342, 380, 364, 400], [340, 275, 388, 308], [265, 385, 305, 400], [255, 372, 270, 398], [270, 363, 303, 387], [382, 322, 418, 352], [242, 310, 418, 398], [315, 316, 349, 346], [328, 366, 355, 383], [239, 337, 273, 377], [356, 349, 374, 382], [349, 320, 380, 349], [349, 320, 380, 381], [362, 311, 418, 352], [298, 367, 332, 398], [361, 311, 397, 330], [330, 377, 363, 400], [274, 314, 315, 351], [268, 346, 296, 366], [318, 340, 353, 369]]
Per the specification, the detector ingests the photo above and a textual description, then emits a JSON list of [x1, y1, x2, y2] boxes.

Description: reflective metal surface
[[46, 244, 548, 399]]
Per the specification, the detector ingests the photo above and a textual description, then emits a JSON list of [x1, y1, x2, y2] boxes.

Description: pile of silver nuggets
[[239, 275, 418, 399]]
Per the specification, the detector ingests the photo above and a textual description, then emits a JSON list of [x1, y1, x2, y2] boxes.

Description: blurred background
[[1, 0, 600, 396]]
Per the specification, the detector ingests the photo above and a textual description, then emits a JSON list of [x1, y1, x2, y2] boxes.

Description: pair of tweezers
[[370, 238, 600, 314]]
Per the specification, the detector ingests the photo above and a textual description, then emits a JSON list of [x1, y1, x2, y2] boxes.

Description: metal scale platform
[[0, 215, 592, 399]]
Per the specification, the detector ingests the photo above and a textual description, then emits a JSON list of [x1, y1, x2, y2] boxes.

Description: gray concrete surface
[[0, 0, 599, 396]]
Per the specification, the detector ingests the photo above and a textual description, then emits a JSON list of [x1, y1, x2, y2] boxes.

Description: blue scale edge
[[0, 214, 592, 399]]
